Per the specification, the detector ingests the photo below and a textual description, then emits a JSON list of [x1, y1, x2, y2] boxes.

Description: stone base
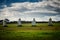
[[3, 25, 8, 27], [32, 25, 36, 27], [18, 25, 22, 27], [48, 25, 53, 26]]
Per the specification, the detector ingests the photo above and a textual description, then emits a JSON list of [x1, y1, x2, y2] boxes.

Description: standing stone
[[32, 18, 36, 26], [18, 18, 22, 27], [48, 18, 53, 26], [3, 19, 8, 27]]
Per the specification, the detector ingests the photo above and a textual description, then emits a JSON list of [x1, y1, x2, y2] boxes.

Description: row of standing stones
[[3, 18, 53, 27]]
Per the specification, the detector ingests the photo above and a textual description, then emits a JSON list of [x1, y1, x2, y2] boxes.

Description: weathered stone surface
[[3, 19, 8, 27], [48, 18, 53, 26], [32, 18, 36, 26], [18, 18, 22, 27]]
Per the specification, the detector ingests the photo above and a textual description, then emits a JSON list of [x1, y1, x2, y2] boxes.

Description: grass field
[[0, 23, 60, 40]]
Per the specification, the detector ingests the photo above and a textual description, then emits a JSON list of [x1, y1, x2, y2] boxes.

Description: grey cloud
[[0, 0, 60, 21]]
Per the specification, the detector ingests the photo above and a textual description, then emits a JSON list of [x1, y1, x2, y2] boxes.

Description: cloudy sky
[[0, 0, 60, 21]]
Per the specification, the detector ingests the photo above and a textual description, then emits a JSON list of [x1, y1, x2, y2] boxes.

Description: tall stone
[[3, 19, 8, 27], [48, 18, 53, 26], [18, 18, 22, 27], [32, 18, 36, 26]]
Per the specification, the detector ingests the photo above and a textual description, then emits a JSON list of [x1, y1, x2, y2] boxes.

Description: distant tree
[[0, 20, 3, 24]]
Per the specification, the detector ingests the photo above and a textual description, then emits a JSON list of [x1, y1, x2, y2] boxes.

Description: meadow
[[0, 23, 60, 40]]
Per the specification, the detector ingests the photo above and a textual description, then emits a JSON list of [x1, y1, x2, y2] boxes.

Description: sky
[[0, 0, 60, 21]]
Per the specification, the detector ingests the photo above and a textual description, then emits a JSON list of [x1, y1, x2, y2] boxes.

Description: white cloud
[[0, 0, 60, 21]]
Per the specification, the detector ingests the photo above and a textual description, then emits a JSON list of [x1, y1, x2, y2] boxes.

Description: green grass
[[0, 30, 60, 40], [0, 23, 60, 27], [0, 23, 60, 40], [0, 23, 60, 31]]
